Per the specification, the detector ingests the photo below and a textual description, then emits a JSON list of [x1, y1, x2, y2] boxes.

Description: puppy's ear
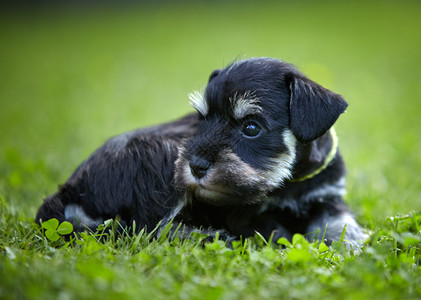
[[208, 69, 221, 82], [287, 73, 348, 143]]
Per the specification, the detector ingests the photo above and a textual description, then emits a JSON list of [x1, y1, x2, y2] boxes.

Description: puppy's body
[[37, 114, 199, 232], [36, 57, 367, 245]]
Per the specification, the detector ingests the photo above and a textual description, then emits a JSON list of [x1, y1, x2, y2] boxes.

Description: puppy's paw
[[307, 213, 369, 248]]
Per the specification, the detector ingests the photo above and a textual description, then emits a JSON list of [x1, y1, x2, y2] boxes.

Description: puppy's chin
[[191, 185, 239, 206], [186, 183, 260, 206]]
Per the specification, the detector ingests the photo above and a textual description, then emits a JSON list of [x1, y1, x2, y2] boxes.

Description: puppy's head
[[175, 57, 348, 205]]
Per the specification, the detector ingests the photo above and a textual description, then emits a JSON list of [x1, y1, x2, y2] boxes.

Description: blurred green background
[[1, 0, 420, 227]]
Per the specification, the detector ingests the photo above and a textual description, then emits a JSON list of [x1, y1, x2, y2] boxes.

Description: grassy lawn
[[1, 0, 421, 299]]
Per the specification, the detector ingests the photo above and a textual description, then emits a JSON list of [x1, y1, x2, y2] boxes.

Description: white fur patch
[[64, 204, 102, 228], [174, 145, 196, 187], [160, 202, 184, 225], [263, 129, 297, 188], [307, 212, 369, 246], [189, 90, 208, 116], [230, 91, 262, 120]]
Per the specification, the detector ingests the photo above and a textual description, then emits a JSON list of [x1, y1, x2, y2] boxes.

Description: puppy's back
[[36, 113, 198, 232]]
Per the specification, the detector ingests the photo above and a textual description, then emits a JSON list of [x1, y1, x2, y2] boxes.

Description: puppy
[[36, 57, 367, 246]]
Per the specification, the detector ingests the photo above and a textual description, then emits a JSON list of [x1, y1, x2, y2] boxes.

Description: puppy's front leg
[[306, 212, 368, 247], [157, 204, 235, 244]]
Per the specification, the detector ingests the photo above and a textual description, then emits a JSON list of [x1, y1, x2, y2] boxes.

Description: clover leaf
[[41, 218, 73, 241]]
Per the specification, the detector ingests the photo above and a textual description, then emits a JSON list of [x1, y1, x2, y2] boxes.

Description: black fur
[[37, 114, 198, 232], [36, 57, 367, 246]]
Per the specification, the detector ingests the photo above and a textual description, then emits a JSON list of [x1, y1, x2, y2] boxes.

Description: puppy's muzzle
[[189, 156, 211, 179]]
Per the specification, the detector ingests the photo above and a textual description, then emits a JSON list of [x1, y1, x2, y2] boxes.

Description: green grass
[[1, 1, 421, 299]]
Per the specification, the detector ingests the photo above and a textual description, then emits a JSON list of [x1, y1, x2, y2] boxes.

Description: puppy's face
[[175, 58, 348, 205]]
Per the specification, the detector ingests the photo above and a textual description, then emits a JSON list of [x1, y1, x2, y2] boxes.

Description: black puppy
[[36, 57, 367, 245]]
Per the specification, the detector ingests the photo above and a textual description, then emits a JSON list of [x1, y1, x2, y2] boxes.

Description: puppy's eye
[[241, 121, 262, 138]]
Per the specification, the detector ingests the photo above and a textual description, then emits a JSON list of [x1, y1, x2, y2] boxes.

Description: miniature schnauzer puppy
[[36, 57, 367, 246]]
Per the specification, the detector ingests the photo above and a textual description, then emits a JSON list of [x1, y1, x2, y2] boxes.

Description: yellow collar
[[289, 127, 338, 183]]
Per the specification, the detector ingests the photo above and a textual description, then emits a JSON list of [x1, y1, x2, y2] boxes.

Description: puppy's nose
[[189, 157, 211, 179]]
